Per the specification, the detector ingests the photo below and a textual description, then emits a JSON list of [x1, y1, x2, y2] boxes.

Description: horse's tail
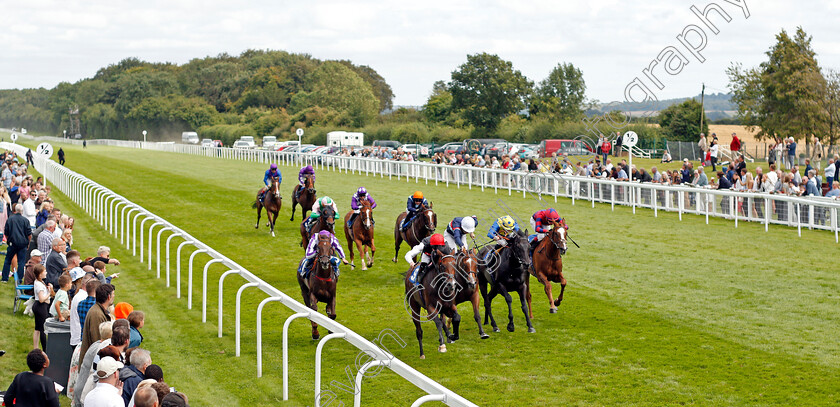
[[251, 200, 259, 209]]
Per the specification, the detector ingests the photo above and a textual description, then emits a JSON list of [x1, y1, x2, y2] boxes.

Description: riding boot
[[331, 257, 341, 281], [410, 263, 425, 286], [348, 213, 357, 229], [529, 238, 539, 258]]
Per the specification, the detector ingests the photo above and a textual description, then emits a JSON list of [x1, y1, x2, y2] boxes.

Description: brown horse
[[290, 174, 316, 221], [252, 176, 282, 237], [297, 234, 339, 340], [392, 204, 436, 263], [343, 198, 376, 270], [443, 250, 489, 340], [300, 206, 335, 248], [478, 229, 536, 332], [530, 223, 568, 313], [404, 251, 460, 359]]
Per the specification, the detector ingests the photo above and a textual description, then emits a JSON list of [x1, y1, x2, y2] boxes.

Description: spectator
[[790, 166, 802, 186], [826, 181, 840, 198], [121, 348, 153, 406], [2, 203, 31, 282], [80, 283, 115, 358], [787, 137, 797, 169], [150, 382, 171, 404], [92, 245, 122, 266], [804, 158, 813, 175], [133, 386, 159, 407], [824, 158, 835, 189], [35, 201, 51, 228], [709, 140, 719, 171], [22, 188, 38, 227], [62, 228, 74, 251], [23, 249, 44, 294], [144, 364, 163, 382], [698, 133, 708, 153], [78, 325, 130, 404], [661, 150, 672, 163], [71, 275, 94, 346], [3, 349, 60, 407], [0, 185, 10, 234], [730, 132, 741, 153], [810, 135, 823, 170], [32, 264, 52, 350], [83, 356, 125, 407], [160, 392, 189, 407], [51, 273, 72, 321], [693, 168, 709, 187], [115, 302, 134, 320], [806, 170, 821, 196], [129, 311, 145, 348], [767, 164, 779, 186], [44, 237, 67, 289], [93, 260, 120, 284], [72, 320, 113, 405], [38, 220, 57, 261]]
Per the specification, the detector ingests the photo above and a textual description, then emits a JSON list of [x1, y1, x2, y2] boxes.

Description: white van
[[181, 132, 199, 144], [200, 138, 213, 147], [238, 136, 256, 148], [262, 136, 277, 148]]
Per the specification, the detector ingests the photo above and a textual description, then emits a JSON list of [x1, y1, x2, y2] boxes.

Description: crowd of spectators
[[1, 149, 188, 406]]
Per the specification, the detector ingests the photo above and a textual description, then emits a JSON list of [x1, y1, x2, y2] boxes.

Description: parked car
[[402, 144, 429, 157], [233, 140, 250, 149], [372, 140, 402, 149], [213, 140, 223, 147], [200, 138, 213, 147], [538, 139, 593, 157], [262, 136, 277, 148], [181, 131, 199, 144]]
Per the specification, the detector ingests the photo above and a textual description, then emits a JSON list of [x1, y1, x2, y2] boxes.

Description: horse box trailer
[[327, 131, 364, 148]]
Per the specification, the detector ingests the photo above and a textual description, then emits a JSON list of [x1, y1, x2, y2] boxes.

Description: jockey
[[405, 233, 449, 286], [347, 187, 376, 229], [529, 208, 567, 251], [259, 163, 282, 201], [300, 230, 347, 279], [295, 164, 316, 199], [487, 215, 519, 246], [400, 191, 429, 231], [444, 216, 478, 253], [304, 196, 340, 233]]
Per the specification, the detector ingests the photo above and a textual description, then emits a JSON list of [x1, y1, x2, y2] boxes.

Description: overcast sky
[[1, 0, 838, 106]]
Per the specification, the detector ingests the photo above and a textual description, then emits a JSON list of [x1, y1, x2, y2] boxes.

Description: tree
[[423, 81, 453, 123], [727, 27, 828, 142], [337, 61, 394, 112], [289, 61, 379, 127], [820, 69, 840, 145], [449, 53, 532, 129], [530, 62, 588, 121], [659, 99, 708, 141]]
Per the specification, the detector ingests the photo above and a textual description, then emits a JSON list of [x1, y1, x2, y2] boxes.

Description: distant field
[[2, 138, 839, 406]]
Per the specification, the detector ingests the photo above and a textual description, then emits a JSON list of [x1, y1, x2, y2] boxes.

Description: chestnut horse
[[478, 229, 535, 333], [290, 174, 316, 221], [443, 250, 489, 340], [404, 251, 460, 359], [530, 223, 568, 313], [297, 234, 338, 340], [392, 204, 436, 263], [252, 176, 281, 237], [300, 206, 335, 248], [343, 198, 376, 270]]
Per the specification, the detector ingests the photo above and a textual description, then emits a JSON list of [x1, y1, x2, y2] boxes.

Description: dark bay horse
[[300, 206, 335, 248], [443, 250, 489, 340], [290, 174, 316, 221], [404, 251, 460, 359], [531, 223, 568, 313], [343, 198, 376, 270], [478, 229, 536, 333], [252, 177, 282, 237], [297, 234, 338, 340], [392, 204, 436, 263]]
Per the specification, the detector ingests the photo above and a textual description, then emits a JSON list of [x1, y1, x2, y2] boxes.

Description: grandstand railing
[[17, 137, 840, 243], [1, 142, 477, 407]]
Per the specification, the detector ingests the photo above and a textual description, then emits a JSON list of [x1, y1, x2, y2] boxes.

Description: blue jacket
[[406, 197, 429, 213], [446, 217, 477, 248], [487, 219, 520, 239], [264, 169, 281, 186], [129, 325, 143, 348], [119, 365, 145, 406]]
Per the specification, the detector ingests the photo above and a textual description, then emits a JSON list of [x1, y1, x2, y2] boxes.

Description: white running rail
[[1, 142, 479, 407]]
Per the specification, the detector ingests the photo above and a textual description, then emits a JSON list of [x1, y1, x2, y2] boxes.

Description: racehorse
[[530, 222, 568, 313], [392, 204, 436, 263], [297, 233, 338, 340], [290, 174, 316, 221], [300, 206, 335, 248], [343, 198, 376, 270], [442, 250, 489, 340], [478, 229, 536, 333], [252, 176, 282, 237], [404, 251, 461, 359]]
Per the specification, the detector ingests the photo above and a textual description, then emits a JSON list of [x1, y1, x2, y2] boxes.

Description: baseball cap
[[114, 302, 134, 319], [70, 267, 85, 281], [30, 249, 43, 257], [95, 356, 124, 379]]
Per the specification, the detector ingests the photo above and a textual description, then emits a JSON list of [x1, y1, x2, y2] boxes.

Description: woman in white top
[[32, 264, 52, 350], [709, 141, 719, 171]]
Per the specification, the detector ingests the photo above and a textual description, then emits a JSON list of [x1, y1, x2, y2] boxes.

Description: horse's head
[[549, 226, 567, 255], [456, 250, 478, 289], [323, 207, 335, 229], [305, 175, 316, 193], [421, 206, 437, 233], [271, 177, 281, 198], [510, 229, 532, 268], [360, 202, 373, 230], [316, 234, 333, 268], [435, 253, 459, 299]]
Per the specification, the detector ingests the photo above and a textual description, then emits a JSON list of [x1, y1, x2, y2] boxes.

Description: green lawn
[[2, 138, 838, 406]]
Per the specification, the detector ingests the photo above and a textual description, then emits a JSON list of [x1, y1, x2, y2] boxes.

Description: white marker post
[[142, 130, 147, 146], [10, 133, 18, 144], [296, 128, 304, 165], [36, 142, 54, 186], [622, 131, 638, 213]]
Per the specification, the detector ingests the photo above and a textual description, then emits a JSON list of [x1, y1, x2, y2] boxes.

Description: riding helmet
[[413, 191, 424, 199], [546, 208, 560, 221], [357, 187, 367, 196], [430, 233, 445, 246], [461, 216, 477, 233], [270, 163, 278, 170], [320, 197, 333, 206], [499, 216, 515, 231]]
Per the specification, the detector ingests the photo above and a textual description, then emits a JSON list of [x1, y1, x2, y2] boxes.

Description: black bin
[[44, 318, 72, 394]]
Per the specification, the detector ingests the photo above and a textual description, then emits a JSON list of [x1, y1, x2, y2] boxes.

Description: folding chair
[[13, 267, 33, 313]]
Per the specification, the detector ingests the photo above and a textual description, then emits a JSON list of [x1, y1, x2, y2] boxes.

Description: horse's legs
[[484, 288, 500, 332], [289, 199, 298, 221], [326, 296, 337, 335], [497, 285, 515, 332], [539, 273, 557, 313], [518, 285, 536, 333], [308, 294, 320, 340], [368, 239, 376, 268], [479, 278, 490, 325], [430, 313, 448, 353], [346, 234, 356, 269], [526, 276, 534, 319], [555, 272, 567, 307], [448, 308, 461, 342], [411, 302, 425, 359], [392, 229, 403, 263], [265, 208, 275, 237], [471, 293, 489, 339], [255, 203, 262, 229]]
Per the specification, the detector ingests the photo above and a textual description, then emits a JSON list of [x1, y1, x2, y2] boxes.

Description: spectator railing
[[14, 137, 840, 243], [1, 142, 477, 407]]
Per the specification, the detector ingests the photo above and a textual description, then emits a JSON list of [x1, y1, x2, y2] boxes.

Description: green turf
[[3, 138, 839, 406]]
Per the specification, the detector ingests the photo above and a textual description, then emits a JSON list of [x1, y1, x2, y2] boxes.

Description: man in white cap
[[84, 356, 125, 407], [22, 249, 44, 292]]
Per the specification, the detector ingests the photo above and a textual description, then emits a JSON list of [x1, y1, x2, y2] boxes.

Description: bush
[[391, 122, 429, 143]]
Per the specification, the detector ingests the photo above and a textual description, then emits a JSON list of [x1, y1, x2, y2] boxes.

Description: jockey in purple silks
[[347, 187, 376, 229], [295, 165, 315, 199], [300, 230, 347, 279], [259, 163, 281, 201]]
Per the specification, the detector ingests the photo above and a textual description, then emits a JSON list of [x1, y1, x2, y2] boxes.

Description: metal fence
[[17, 137, 840, 243], [1, 142, 477, 407]]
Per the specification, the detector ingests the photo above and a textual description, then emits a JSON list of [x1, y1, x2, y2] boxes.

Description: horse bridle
[[360, 205, 373, 230], [305, 175, 316, 193], [315, 238, 334, 281], [547, 226, 567, 254], [422, 208, 436, 233]]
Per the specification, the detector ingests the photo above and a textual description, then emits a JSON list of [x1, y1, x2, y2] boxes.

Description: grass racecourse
[[1, 139, 839, 406]]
